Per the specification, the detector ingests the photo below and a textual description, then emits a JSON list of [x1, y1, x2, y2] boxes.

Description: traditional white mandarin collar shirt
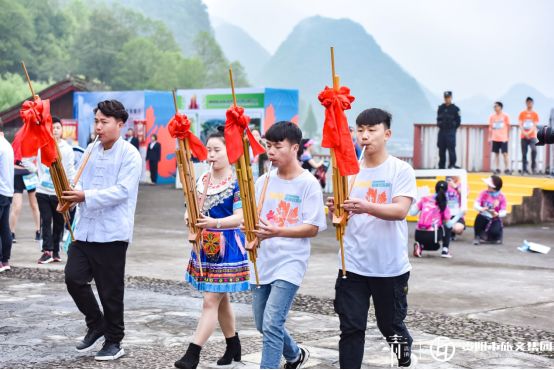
[[74, 137, 142, 243]]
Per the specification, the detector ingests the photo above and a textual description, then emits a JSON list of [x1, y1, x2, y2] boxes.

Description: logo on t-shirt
[[365, 180, 392, 204], [266, 199, 300, 227]]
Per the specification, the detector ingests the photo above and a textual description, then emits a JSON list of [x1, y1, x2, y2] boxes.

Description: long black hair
[[435, 180, 448, 213]]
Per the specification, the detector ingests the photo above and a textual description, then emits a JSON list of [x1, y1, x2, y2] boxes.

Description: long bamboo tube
[[329, 47, 349, 279], [229, 66, 261, 286], [172, 90, 203, 276], [21, 61, 75, 241]]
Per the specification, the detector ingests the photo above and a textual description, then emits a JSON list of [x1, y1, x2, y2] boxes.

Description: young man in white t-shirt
[[327, 108, 417, 368], [250, 121, 327, 369]]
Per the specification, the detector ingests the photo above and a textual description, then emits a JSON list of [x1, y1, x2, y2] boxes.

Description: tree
[[0, 0, 34, 73], [303, 104, 319, 138], [0, 73, 51, 111], [149, 53, 206, 90]]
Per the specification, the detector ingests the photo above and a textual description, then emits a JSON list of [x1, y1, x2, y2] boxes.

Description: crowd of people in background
[[436, 91, 552, 175]]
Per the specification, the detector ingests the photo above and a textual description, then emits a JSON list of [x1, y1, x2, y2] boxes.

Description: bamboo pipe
[[172, 89, 203, 276], [329, 47, 348, 278], [229, 66, 261, 286]]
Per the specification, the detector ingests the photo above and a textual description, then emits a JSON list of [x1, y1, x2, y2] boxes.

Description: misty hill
[[115, 0, 211, 55], [458, 84, 554, 124], [255, 16, 434, 145], [214, 21, 271, 80]]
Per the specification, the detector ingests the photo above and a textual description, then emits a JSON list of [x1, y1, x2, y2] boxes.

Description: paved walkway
[[2, 184, 554, 368]]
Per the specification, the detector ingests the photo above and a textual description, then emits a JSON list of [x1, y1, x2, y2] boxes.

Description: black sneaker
[[95, 341, 124, 361], [76, 327, 104, 353], [284, 346, 309, 369], [38, 252, 53, 264], [35, 230, 41, 241], [11, 233, 16, 244], [53, 252, 62, 262]]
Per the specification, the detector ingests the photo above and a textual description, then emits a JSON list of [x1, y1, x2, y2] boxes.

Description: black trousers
[[334, 270, 412, 369], [415, 226, 451, 250], [65, 240, 128, 343], [37, 193, 64, 253], [474, 214, 503, 241], [521, 138, 537, 172], [149, 160, 158, 184], [0, 195, 13, 263], [437, 131, 457, 169]]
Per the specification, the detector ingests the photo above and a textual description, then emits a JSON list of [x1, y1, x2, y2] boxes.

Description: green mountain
[[214, 21, 271, 80], [256, 16, 434, 146], [115, 0, 211, 55]]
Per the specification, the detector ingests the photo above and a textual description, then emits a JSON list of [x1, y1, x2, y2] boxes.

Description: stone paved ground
[[1, 268, 553, 369], [3, 184, 554, 368]]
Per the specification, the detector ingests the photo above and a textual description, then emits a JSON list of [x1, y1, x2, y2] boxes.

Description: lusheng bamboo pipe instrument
[[228, 66, 263, 286], [329, 47, 350, 279], [172, 90, 203, 276], [21, 61, 75, 241]]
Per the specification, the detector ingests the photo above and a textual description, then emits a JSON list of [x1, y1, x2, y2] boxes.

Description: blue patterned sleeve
[[232, 181, 242, 211]]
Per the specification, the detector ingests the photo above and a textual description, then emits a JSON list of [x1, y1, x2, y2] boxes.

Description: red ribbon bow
[[168, 113, 207, 161], [18, 97, 58, 167], [224, 105, 265, 164], [318, 86, 359, 176]]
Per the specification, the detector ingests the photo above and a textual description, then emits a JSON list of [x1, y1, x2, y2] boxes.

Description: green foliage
[[0, 73, 51, 111], [0, 0, 250, 111]]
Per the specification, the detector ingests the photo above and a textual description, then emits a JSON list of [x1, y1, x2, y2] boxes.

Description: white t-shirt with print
[[253, 169, 327, 286], [342, 156, 417, 277]]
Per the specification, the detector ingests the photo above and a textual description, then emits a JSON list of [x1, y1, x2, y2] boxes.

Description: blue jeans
[[251, 280, 300, 369]]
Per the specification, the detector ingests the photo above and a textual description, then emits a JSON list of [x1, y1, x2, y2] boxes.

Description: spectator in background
[[349, 126, 362, 158], [250, 129, 267, 180], [300, 138, 328, 189], [10, 134, 41, 244], [437, 91, 461, 169], [0, 123, 14, 272], [518, 97, 539, 175], [488, 101, 511, 175], [125, 128, 140, 151], [36, 117, 75, 264], [473, 175, 506, 245], [548, 108, 554, 176], [445, 176, 466, 239], [300, 139, 323, 171], [146, 134, 161, 184]]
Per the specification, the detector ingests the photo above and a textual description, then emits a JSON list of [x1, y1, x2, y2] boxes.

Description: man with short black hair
[[437, 91, 461, 169], [125, 128, 140, 151], [328, 108, 417, 368], [62, 100, 142, 361]]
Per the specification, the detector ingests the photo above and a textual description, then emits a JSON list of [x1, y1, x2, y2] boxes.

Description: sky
[[203, 0, 554, 101]]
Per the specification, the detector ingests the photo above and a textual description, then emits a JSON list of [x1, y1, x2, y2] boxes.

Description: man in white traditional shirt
[[61, 100, 142, 361]]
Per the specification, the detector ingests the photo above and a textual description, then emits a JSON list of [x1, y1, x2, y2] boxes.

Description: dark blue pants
[[438, 131, 457, 169]]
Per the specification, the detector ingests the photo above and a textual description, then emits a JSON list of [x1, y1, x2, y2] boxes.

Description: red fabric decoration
[[224, 105, 265, 164], [18, 97, 58, 167], [318, 86, 359, 176], [167, 113, 208, 161]]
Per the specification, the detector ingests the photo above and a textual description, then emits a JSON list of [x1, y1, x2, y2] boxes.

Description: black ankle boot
[[175, 343, 201, 369], [216, 333, 241, 365]]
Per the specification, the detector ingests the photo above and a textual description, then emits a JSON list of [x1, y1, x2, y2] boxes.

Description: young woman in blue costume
[[175, 128, 249, 369]]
